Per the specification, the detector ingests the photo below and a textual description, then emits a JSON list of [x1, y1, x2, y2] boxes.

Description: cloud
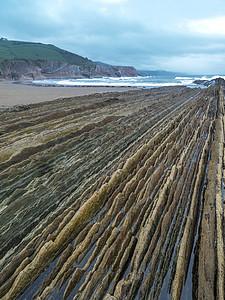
[[158, 53, 225, 74], [96, 0, 126, 3], [187, 16, 225, 35], [1, 0, 225, 73]]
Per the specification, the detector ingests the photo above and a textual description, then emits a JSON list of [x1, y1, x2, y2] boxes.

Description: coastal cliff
[[0, 60, 140, 80], [0, 39, 140, 80]]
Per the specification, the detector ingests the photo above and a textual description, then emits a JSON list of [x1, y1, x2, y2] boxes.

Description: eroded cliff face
[[0, 60, 140, 80]]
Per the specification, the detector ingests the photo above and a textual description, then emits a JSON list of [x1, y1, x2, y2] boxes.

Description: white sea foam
[[33, 74, 225, 89], [203, 75, 225, 81]]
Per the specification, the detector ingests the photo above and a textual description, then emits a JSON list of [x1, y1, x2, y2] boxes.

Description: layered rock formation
[[193, 76, 225, 88], [0, 86, 224, 299], [0, 60, 140, 80]]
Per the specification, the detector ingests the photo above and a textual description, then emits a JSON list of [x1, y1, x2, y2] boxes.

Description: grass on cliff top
[[0, 39, 96, 68]]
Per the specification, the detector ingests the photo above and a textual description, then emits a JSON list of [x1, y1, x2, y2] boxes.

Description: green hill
[[0, 38, 96, 68]]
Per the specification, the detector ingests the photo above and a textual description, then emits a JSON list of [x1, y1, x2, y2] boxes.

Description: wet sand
[[0, 81, 134, 107]]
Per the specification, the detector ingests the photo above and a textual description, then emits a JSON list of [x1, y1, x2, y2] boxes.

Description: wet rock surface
[[193, 76, 225, 89], [0, 86, 224, 299]]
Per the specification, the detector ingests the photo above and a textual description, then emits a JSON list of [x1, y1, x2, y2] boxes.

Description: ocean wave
[[180, 80, 195, 85], [33, 74, 225, 89], [201, 75, 225, 81], [55, 80, 188, 88], [175, 77, 194, 80]]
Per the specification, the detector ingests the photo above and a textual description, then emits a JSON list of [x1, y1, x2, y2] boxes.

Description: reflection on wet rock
[[0, 86, 224, 299]]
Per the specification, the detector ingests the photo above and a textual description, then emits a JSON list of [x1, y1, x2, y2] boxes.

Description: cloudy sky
[[1, 0, 225, 74]]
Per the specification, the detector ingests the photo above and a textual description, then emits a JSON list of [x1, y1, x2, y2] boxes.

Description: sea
[[32, 74, 225, 89]]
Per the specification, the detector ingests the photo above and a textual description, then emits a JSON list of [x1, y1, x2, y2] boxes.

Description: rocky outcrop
[[0, 86, 224, 299], [0, 60, 140, 80], [193, 77, 225, 88], [89, 64, 140, 78]]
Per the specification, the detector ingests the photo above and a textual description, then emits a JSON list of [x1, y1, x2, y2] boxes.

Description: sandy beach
[[0, 81, 134, 107]]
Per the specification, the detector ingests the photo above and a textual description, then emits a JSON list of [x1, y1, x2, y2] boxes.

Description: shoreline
[[0, 80, 136, 107]]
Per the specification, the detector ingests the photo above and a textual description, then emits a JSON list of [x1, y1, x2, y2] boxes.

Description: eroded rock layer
[[0, 86, 224, 300]]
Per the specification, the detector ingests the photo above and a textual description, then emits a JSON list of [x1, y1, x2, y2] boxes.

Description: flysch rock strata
[[0, 86, 224, 300]]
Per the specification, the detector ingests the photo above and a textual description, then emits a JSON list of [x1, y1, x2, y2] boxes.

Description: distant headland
[[0, 39, 140, 80]]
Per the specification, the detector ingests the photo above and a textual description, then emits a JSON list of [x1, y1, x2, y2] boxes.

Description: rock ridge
[[0, 86, 224, 299]]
